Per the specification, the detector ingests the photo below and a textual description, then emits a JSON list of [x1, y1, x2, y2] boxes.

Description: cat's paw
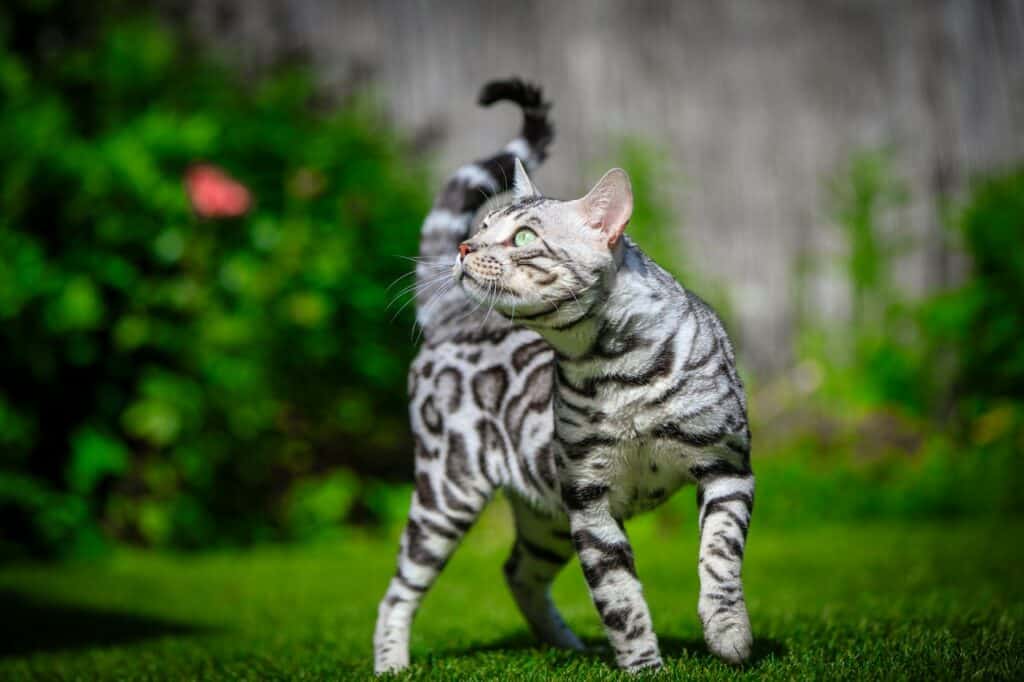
[[705, 623, 753, 665], [700, 594, 753, 664], [373, 646, 410, 675], [374, 658, 409, 676], [624, 655, 664, 674]]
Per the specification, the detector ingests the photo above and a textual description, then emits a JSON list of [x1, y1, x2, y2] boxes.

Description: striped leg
[[374, 481, 490, 674], [504, 495, 584, 650], [563, 481, 663, 671], [696, 473, 755, 664]]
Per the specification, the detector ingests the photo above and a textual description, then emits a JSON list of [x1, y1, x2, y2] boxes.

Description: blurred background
[[4, 0, 1021, 557], [0, 1, 1022, 675]]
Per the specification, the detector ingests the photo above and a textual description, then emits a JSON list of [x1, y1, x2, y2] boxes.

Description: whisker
[[411, 279, 457, 342], [442, 280, 489, 332], [387, 273, 450, 312], [389, 273, 452, 318], [395, 254, 450, 265], [482, 279, 497, 328], [394, 270, 451, 298], [385, 269, 420, 293], [413, 281, 458, 344]]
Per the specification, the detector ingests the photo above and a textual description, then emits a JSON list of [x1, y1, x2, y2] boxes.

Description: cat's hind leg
[[374, 441, 493, 674], [696, 471, 755, 664], [504, 494, 584, 651]]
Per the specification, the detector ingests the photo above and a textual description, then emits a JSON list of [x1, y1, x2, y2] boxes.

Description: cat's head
[[454, 159, 633, 326]]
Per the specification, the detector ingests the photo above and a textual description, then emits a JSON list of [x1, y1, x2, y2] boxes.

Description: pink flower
[[185, 164, 252, 218]]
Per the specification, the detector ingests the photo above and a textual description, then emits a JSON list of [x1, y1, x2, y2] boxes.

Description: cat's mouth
[[458, 269, 515, 303], [459, 272, 569, 323]]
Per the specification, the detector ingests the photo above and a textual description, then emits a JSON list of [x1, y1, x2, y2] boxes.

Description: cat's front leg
[[561, 467, 663, 672], [696, 471, 755, 664]]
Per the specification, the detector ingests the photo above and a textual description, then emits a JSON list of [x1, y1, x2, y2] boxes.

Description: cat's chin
[[456, 273, 492, 304], [457, 274, 522, 313]]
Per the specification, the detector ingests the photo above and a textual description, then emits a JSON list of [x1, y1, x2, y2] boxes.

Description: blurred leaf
[[284, 470, 359, 539], [68, 428, 128, 494], [48, 277, 104, 331]]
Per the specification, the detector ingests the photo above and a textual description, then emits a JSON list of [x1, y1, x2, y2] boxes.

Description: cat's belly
[[607, 440, 694, 519]]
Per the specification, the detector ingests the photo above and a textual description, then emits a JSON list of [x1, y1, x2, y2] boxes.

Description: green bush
[[781, 156, 1024, 518], [0, 5, 428, 556], [945, 169, 1024, 410]]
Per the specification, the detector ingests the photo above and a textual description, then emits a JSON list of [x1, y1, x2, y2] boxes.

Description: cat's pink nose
[[458, 242, 474, 258]]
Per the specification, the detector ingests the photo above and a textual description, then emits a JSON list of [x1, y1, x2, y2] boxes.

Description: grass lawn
[[0, 493, 1021, 680]]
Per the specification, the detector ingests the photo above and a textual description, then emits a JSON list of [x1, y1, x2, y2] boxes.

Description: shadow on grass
[[0, 590, 214, 659], [440, 631, 788, 669]]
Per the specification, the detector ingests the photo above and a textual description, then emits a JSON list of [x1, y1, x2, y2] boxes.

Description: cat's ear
[[580, 168, 633, 246], [512, 158, 540, 200]]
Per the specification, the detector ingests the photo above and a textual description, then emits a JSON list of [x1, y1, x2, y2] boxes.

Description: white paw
[[625, 655, 664, 673], [374, 656, 409, 676], [706, 623, 752, 664]]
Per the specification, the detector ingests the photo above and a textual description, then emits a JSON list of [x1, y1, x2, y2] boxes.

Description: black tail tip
[[477, 77, 549, 111]]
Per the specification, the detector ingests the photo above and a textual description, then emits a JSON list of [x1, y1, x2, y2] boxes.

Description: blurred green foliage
[[0, 3, 428, 557], [1, 3, 1021, 561], [785, 153, 1024, 518]]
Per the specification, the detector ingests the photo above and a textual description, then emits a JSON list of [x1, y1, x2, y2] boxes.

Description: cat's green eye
[[513, 228, 537, 247]]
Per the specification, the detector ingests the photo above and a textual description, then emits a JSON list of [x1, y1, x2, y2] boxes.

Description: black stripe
[[721, 533, 745, 559], [556, 413, 583, 428], [700, 491, 754, 534], [703, 593, 739, 607], [572, 529, 638, 584], [419, 515, 459, 541], [511, 338, 550, 372], [446, 513, 473, 532], [701, 560, 727, 583], [648, 374, 689, 406], [554, 433, 617, 461], [652, 423, 726, 447], [601, 607, 630, 632], [690, 459, 750, 480], [712, 507, 749, 538], [442, 482, 478, 516], [561, 483, 609, 510], [404, 519, 445, 568], [395, 569, 428, 593], [702, 490, 754, 512], [707, 547, 732, 562], [554, 392, 594, 417], [685, 332, 718, 371], [561, 334, 676, 397], [625, 623, 647, 640]]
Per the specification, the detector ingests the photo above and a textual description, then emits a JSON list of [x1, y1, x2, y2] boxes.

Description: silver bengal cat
[[374, 79, 754, 674]]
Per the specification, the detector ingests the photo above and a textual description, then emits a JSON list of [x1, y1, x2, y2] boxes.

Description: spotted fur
[[449, 158, 755, 670], [373, 80, 574, 675], [375, 78, 754, 675]]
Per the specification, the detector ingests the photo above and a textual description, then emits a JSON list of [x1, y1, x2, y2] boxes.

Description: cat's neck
[[534, 238, 680, 362]]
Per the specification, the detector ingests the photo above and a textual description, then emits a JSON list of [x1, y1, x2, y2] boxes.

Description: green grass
[[0, 494, 1021, 680]]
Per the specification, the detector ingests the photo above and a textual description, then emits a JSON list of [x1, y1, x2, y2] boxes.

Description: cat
[[374, 79, 572, 674], [374, 78, 754, 674]]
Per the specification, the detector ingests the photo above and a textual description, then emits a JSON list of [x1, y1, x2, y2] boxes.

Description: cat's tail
[[417, 77, 554, 264]]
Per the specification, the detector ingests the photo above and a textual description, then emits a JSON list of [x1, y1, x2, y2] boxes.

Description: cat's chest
[[605, 440, 692, 519]]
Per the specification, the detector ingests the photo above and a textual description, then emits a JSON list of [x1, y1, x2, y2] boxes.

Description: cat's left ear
[[579, 168, 633, 247], [512, 158, 540, 200]]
